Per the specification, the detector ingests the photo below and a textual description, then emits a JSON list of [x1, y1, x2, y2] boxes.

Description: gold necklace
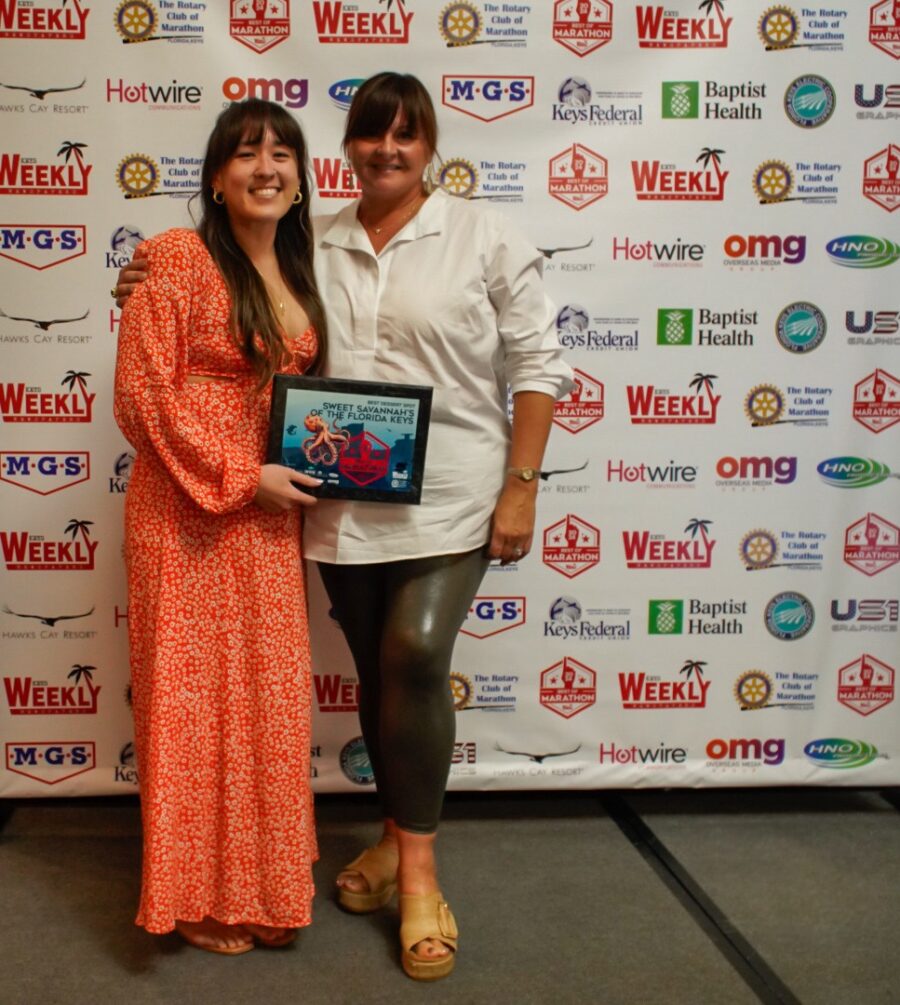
[[264, 276, 287, 315], [359, 194, 425, 235]]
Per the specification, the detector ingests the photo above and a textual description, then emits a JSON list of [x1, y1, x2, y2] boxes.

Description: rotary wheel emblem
[[117, 155, 160, 198], [735, 670, 772, 709], [741, 529, 778, 570], [745, 384, 784, 425], [449, 672, 473, 710], [758, 6, 799, 49], [439, 158, 478, 198], [754, 160, 794, 203], [440, 2, 482, 45], [115, 0, 157, 42]]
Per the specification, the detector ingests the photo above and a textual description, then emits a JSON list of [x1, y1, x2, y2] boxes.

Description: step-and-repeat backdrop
[[1, 1, 898, 796]]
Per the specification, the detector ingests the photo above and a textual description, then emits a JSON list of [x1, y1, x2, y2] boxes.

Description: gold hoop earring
[[293, 189, 303, 205], [212, 190, 224, 205]]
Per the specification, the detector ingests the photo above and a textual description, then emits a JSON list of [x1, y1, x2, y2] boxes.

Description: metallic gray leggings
[[317, 548, 489, 834]]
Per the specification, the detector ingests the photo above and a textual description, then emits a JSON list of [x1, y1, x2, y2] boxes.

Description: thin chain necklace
[[359, 193, 425, 235], [263, 276, 287, 316]]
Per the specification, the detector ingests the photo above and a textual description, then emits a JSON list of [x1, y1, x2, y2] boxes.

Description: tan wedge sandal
[[336, 844, 399, 913], [399, 892, 458, 981]]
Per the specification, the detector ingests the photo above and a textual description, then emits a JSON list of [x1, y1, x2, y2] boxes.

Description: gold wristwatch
[[506, 466, 540, 482]]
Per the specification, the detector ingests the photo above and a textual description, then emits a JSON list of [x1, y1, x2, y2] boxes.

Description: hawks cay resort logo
[[0, 76, 87, 114], [733, 667, 816, 711], [618, 659, 709, 710], [556, 304, 637, 351], [853, 368, 900, 432], [114, 0, 205, 43], [1, 371, 95, 424], [442, 75, 534, 122], [4, 662, 101, 715], [460, 596, 525, 638], [855, 82, 900, 120], [539, 656, 596, 719], [0, 452, 90, 496], [1, 518, 98, 572], [553, 76, 643, 127], [757, 4, 846, 51], [607, 456, 697, 490], [545, 594, 630, 641], [542, 514, 600, 579], [863, 144, 900, 211], [537, 233, 595, 273], [826, 235, 900, 269], [723, 232, 806, 268], [0, 304, 91, 346], [744, 382, 831, 428], [314, 0, 412, 43], [0, 225, 85, 270], [0, 0, 88, 40], [648, 597, 747, 636], [552, 369, 604, 433], [548, 143, 608, 210], [714, 453, 797, 489], [552, 0, 612, 56], [107, 76, 202, 110], [635, 0, 732, 49], [438, 155, 525, 202], [613, 233, 706, 267], [870, 0, 900, 59], [784, 74, 835, 128], [661, 80, 765, 120], [0, 140, 91, 196], [753, 158, 840, 206], [439, 1, 532, 48], [2, 601, 96, 641], [657, 306, 757, 347], [622, 517, 715, 570], [6, 741, 95, 785], [739, 526, 824, 572], [230, 0, 290, 54], [774, 302, 826, 353], [844, 512, 900, 576], [846, 309, 900, 347], [817, 456, 896, 489], [116, 150, 202, 200], [627, 373, 720, 424], [632, 147, 727, 201], [831, 597, 898, 633], [837, 654, 895, 716]]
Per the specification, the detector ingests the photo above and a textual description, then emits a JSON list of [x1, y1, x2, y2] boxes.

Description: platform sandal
[[336, 843, 399, 913], [399, 892, 458, 981]]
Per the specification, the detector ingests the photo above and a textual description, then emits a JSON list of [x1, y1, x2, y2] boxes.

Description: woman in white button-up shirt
[[314, 73, 572, 981]]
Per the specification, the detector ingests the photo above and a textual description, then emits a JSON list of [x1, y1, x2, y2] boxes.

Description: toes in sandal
[[399, 892, 458, 981], [175, 922, 255, 956], [337, 844, 399, 913], [244, 924, 297, 948]]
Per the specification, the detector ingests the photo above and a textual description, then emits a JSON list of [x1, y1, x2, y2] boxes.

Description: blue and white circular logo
[[339, 736, 375, 785], [784, 75, 835, 128], [765, 592, 815, 640], [776, 302, 826, 353], [550, 596, 582, 624]]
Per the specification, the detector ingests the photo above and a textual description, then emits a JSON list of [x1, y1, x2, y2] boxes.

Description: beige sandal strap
[[399, 893, 458, 954], [342, 844, 398, 891]]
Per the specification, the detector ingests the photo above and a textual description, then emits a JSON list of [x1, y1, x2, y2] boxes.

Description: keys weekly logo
[[635, 1, 732, 49], [623, 517, 715, 569], [0, 371, 94, 423], [618, 659, 710, 709], [627, 373, 720, 424], [4, 663, 101, 715], [632, 147, 727, 201], [313, 158, 359, 198], [313, 0, 412, 43], [1, 518, 97, 571], [0, 0, 89, 40], [0, 140, 91, 195]]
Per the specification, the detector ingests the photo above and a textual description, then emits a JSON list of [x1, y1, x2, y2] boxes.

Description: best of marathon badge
[[552, 0, 613, 57], [870, 0, 900, 59], [552, 368, 604, 433], [837, 654, 895, 716], [863, 145, 900, 211], [539, 656, 596, 719], [230, 0, 290, 54], [549, 144, 608, 210], [853, 368, 900, 432], [543, 514, 600, 578], [844, 513, 900, 576]]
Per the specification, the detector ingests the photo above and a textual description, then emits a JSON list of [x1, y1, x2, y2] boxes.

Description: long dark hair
[[342, 72, 438, 158], [195, 99, 327, 386]]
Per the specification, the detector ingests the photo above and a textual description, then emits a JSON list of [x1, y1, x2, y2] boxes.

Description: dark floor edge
[[601, 793, 802, 1005], [879, 788, 900, 814]]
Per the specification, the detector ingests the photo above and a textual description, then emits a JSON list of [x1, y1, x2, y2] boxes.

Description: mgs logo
[[539, 656, 596, 719], [230, 0, 290, 54], [0, 1, 89, 40], [0, 452, 90, 495], [460, 596, 526, 638], [548, 144, 608, 210], [442, 76, 534, 122], [552, 0, 612, 57], [0, 225, 86, 270], [863, 145, 900, 211], [542, 514, 600, 579], [853, 368, 900, 432], [844, 513, 900, 576], [552, 369, 604, 433], [5, 741, 95, 785], [837, 654, 895, 716], [870, 1, 900, 59]]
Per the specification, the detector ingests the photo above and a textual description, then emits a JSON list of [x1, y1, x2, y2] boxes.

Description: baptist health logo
[[662, 82, 698, 118]]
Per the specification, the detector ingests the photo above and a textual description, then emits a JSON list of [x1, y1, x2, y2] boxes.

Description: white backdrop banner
[[0, 1, 897, 796]]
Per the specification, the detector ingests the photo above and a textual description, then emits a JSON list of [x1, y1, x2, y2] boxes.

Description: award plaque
[[267, 374, 432, 503]]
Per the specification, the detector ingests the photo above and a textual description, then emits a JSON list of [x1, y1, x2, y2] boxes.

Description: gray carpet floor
[[1, 789, 897, 1005]]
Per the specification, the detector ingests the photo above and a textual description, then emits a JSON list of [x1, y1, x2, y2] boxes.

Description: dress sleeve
[[113, 231, 261, 514], [485, 216, 574, 401]]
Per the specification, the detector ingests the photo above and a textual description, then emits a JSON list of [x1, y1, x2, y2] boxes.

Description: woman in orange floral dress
[[114, 100, 327, 955]]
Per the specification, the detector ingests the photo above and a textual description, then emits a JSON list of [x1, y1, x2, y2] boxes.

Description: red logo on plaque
[[628, 375, 720, 425], [552, 0, 612, 56], [540, 656, 596, 718], [5, 741, 95, 785], [853, 368, 900, 432], [1, 519, 98, 572], [548, 144, 608, 211], [870, 1, 900, 59], [553, 369, 604, 433], [837, 654, 895, 715], [313, 0, 413, 43], [622, 518, 715, 569], [543, 514, 600, 579], [632, 149, 728, 202], [636, 2, 732, 49], [844, 513, 900, 576], [339, 430, 389, 486], [0, 373, 95, 423], [863, 145, 900, 211], [0, 0, 89, 40], [230, 0, 289, 54], [4, 667, 101, 716]]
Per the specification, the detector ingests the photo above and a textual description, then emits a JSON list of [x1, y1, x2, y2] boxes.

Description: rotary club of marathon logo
[[853, 368, 900, 432], [113, 1, 205, 43], [753, 160, 838, 206], [838, 654, 895, 716], [744, 383, 829, 427], [870, 0, 900, 59], [115, 152, 201, 199], [552, 0, 612, 56], [757, 5, 845, 51], [844, 513, 900, 576], [863, 145, 900, 211], [438, 1, 530, 48]]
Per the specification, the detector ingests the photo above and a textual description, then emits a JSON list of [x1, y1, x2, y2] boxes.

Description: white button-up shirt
[[303, 189, 573, 564]]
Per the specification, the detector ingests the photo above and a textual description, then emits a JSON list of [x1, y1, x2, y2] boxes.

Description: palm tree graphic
[[689, 373, 717, 399], [67, 664, 96, 685], [58, 141, 87, 166], [698, 0, 727, 27], [679, 659, 707, 681], [64, 519, 94, 546], [684, 518, 712, 543], [61, 370, 91, 405], [696, 147, 726, 193]]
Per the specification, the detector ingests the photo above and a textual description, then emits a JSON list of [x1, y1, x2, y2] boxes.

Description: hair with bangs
[[342, 72, 438, 157], [194, 98, 328, 386]]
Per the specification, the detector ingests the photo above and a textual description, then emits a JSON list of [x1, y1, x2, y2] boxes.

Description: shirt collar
[[318, 188, 448, 251]]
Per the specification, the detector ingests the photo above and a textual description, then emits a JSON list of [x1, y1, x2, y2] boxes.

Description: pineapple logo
[[662, 81, 699, 119], [648, 599, 684, 635], [657, 308, 694, 346]]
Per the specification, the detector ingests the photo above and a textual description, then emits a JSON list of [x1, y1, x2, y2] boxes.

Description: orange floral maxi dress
[[114, 228, 318, 934]]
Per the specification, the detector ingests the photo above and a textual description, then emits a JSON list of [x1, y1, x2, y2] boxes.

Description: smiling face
[[346, 108, 433, 206], [212, 126, 300, 230]]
